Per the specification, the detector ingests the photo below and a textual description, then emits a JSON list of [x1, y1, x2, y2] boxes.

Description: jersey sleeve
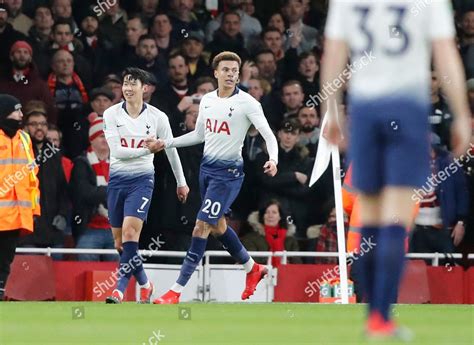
[[103, 108, 150, 160], [164, 101, 205, 148], [324, 0, 347, 40], [155, 113, 187, 187], [428, 0, 455, 40], [246, 100, 279, 164]]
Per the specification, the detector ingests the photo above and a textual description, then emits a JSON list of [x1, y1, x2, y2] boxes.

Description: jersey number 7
[[352, 5, 410, 57]]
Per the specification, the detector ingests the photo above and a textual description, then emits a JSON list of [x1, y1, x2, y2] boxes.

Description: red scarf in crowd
[[264, 225, 287, 267], [87, 146, 110, 229], [47, 72, 89, 103]]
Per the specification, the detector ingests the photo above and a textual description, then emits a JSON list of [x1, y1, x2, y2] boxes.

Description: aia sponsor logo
[[205, 119, 230, 135], [120, 138, 145, 148]]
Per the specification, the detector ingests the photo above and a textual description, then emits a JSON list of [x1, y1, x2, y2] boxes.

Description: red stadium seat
[[398, 260, 430, 304]]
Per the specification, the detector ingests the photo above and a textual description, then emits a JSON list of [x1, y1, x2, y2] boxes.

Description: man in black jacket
[[19, 103, 69, 249], [70, 115, 117, 261]]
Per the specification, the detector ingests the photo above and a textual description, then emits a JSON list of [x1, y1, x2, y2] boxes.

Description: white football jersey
[[325, 0, 455, 102], [166, 88, 279, 165], [103, 101, 186, 186]]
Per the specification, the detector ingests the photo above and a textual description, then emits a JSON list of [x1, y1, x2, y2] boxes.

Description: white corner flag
[[309, 101, 349, 304]]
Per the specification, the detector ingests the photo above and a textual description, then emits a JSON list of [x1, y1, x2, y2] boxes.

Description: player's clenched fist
[[145, 137, 166, 153], [177, 185, 190, 203], [263, 160, 277, 177]]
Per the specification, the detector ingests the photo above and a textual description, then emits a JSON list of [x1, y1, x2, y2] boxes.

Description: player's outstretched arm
[[155, 114, 188, 193], [432, 39, 472, 157], [161, 109, 205, 149], [247, 102, 279, 176], [103, 109, 151, 159]]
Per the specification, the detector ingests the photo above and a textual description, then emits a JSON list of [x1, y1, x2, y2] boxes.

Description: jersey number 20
[[353, 5, 410, 57]]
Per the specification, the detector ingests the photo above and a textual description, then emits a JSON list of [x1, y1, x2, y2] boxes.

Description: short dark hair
[[222, 11, 241, 23], [211, 51, 242, 70], [47, 124, 63, 140], [258, 199, 288, 229], [137, 33, 156, 45], [168, 51, 188, 66], [261, 27, 282, 39], [282, 79, 303, 91], [128, 14, 149, 30], [195, 76, 217, 89], [121, 67, 150, 85], [52, 18, 73, 33], [278, 118, 301, 133], [254, 48, 275, 61], [298, 51, 318, 65]]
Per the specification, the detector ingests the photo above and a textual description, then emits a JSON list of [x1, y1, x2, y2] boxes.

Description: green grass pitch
[[0, 303, 472, 344]]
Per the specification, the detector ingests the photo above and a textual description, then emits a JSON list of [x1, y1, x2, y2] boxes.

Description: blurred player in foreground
[[103, 68, 189, 304], [322, 0, 471, 340], [149, 51, 279, 304]]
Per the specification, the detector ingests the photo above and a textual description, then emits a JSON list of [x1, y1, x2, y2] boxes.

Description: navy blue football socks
[[116, 241, 139, 293], [373, 225, 406, 321], [217, 226, 250, 264], [358, 226, 378, 311], [176, 237, 207, 287]]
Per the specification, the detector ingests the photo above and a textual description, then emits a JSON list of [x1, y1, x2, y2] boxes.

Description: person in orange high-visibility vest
[[0, 95, 40, 301], [342, 162, 418, 302]]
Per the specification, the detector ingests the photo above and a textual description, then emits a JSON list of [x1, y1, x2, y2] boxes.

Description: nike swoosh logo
[[116, 124, 124, 128], [204, 106, 211, 109], [137, 209, 145, 213], [208, 215, 218, 219]]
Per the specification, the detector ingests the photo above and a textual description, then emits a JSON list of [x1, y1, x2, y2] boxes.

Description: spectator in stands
[[267, 12, 287, 34], [206, 11, 249, 60], [0, 40, 57, 124], [99, 0, 127, 47], [0, 3, 27, 64], [135, 34, 168, 87], [89, 87, 114, 117], [194, 76, 217, 95], [297, 105, 320, 157], [143, 73, 158, 104], [168, 0, 203, 40], [70, 115, 117, 262], [6, 0, 32, 35], [430, 70, 453, 149], [77, 8, 113, 86], [254, 49, 281, 91], [20, 101, 69, 249], [297, 51, 319, 103], [266, 79, 305, 129], [242, 199, 301, 266], [0, 94, 39, 301], [150, 12, 175, 58], [48, 49, 89, 111], [282, 0, 318, 53], [35, 19, 92, 86], [47, 124, 73, 183], [205, 0, 262, 48], [314, 201, 348, 264], [261, 28, 300, 81], [115, 15, 148, 72], [153, 52, 192, 133], [255, 118, 312, 238], [138, 0, 159, 20], [410, 134, 469, 254], [51, 0, 78, 33], [181, 31, 211, 83], [262, 27, 286, 62], [460, 9, 474, 78], [102, 74, 122, 104], [28, 5, 54, 53], [240, 0, 255, 16]]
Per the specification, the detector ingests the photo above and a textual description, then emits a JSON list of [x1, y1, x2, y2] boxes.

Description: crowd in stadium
[[0, 0, 473, 264]]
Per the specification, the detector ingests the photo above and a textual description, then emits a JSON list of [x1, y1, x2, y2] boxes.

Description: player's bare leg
[[210, 217, 268, 300], [106, 217, 154, 304], [359, 188, 414, 341]]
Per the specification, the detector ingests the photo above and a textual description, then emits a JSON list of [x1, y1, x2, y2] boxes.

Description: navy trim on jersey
[[121, 101, 147, 115], [216, 87, 240, 98]]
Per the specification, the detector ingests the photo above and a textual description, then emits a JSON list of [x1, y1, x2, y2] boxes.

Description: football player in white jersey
[[322, 0, 471, 339], [148, 51, 279, 304], [103, 67, 189, 304]]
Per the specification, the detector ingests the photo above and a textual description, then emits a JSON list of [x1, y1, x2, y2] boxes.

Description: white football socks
[[140, 281, 150, 289], [243, 258, 255, 273], [171, 283, 184, 293]]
